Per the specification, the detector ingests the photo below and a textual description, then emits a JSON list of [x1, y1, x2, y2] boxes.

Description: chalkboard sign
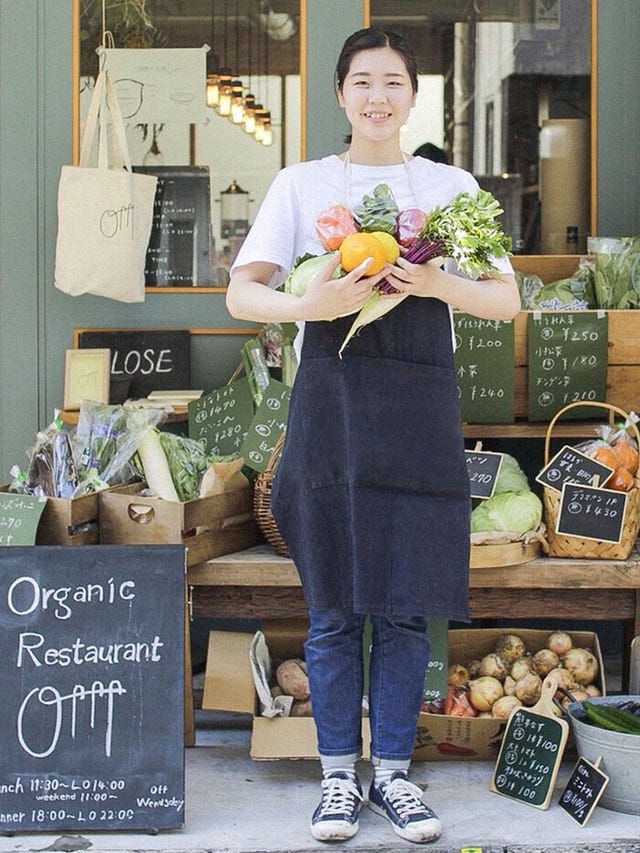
[[465, 450, 504, 499], [240, 379, 291, 473], [491, 676, 569, 809], [132, 166, 213, 287], [0, 544, 185, 832], [559, 756, 609, 826], [527, 311, 608, 421], [0, 493, 47, 546], [454, 314, 515, 423], [188, 378, 255, 455], [78, 329, 190, 401], [422, 618, 449, 703], [556, 482, 627, 544], [536, 445, 615, 493]]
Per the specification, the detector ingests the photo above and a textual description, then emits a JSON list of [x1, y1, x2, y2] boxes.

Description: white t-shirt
[[231, 154, 514, 353]]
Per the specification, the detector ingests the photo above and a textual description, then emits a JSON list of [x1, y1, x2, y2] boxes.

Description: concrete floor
[[2, 706, 640, 853]]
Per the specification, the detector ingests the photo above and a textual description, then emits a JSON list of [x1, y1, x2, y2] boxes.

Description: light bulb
[[206, 73, 220, 107]]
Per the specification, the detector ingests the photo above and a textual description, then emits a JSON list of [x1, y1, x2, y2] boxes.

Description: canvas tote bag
[[54, 70, 157, 302]]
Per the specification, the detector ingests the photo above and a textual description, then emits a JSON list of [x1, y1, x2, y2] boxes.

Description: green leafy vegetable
[[494, 453, 531, 494], [470, 490, 542, 535], [283, 253, 337, 298], [353, 183, 399, 234], [590, 236, 640, 309]]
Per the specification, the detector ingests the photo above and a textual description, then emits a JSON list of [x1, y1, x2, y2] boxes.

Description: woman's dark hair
[[335, 27, 419, 95]]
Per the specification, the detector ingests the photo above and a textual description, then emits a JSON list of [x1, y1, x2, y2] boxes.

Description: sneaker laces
[[318, 775, 363, 817], [383, 777, 429, 818]]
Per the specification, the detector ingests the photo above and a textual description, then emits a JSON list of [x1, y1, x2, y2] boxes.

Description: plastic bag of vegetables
[[588, 235, 640, 308]]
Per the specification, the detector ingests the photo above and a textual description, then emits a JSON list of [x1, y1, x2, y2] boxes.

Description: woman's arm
[[382, 257, 521, 321], [226, 255, 385, 323]]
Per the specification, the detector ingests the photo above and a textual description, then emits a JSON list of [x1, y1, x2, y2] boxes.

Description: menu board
[[454, 314, 515, 423], [0, 545, 185, 833], [527, 312, 608, 421]]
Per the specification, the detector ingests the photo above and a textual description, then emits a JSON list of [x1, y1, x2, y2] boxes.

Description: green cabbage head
[[284, 253, 338, 297], [471, 490, 542, 534]]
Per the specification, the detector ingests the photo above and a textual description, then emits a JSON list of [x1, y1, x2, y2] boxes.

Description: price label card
[[527, 312, 608, 421], [536, 445, 615, 493], [422, 618, 449, 703], [556, 482, 627, 544], [0, 493, 47, 546], [465, 450, 504, 499], [240, 379, 291, 473], [188, 377, 255, 455], [559, 756, 609, 826], [454, 314, 515, 423]]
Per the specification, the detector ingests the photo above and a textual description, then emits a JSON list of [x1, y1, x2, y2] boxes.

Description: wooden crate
[[510, 256, 640, 418], [99, 483, 261, 565]]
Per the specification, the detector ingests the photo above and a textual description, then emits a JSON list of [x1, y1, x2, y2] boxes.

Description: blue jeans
[[304, 608, 430, 763]]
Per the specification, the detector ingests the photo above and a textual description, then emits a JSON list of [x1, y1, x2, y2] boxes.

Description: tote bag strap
[[103, 70, 133, 172], [79, 70, 106, 167], [78, 69, 133, 172]]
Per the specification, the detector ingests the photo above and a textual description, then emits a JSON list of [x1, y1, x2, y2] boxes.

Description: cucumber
[[583, 701, 640, 734]]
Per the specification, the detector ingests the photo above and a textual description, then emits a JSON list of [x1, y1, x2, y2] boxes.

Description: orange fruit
[[339, 232, 387, 276], [370, 231, 400, 263]]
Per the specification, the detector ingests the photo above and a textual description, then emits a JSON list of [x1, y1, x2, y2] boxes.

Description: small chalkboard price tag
[[536, 445, 615, 493], [0, 493, 47, 546], [490, 675, 569, 809], [465, 449, 504, 499], [188, 377, 255, 455], [559, 756, 609, 826], [240, 379, 291, 473], [556, 482, 627, 544]]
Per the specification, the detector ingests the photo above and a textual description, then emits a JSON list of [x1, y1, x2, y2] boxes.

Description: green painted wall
[[0, 1, 638, 475]]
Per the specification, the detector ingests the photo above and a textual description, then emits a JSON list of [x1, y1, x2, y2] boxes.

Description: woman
[[227, 27, 520, 845]]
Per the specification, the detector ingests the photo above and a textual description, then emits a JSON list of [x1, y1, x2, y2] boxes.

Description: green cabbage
[[494, 453, 530, 494], [283, 253, 337, 297], [471, 490, 542, 534]]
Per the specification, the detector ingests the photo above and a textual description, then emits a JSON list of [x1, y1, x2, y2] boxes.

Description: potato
[[289, 698, 313, 717], [275, 658, 310, 700]]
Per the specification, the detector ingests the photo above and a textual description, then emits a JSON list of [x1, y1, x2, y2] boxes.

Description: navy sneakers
[[310, 771, 364, 842], [368, 771, 442, 843]]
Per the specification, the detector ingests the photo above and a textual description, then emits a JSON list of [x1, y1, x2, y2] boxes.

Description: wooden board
[[470, 540, 541, 569]]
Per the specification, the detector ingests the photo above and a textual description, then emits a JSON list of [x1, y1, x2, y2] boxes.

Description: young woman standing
[[227, 27, 520, 845]]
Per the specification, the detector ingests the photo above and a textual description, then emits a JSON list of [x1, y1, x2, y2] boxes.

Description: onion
[[468, 676, 503, 712], [532, 648, 559, 676], [584, 684, 601, 697], [479, 653, 509, 682], [561, 647, 599, 685], [466, 659, 482, 679], [561, 687, 590, 709], [494, 634, 527, 664], [448, 663, 470, 687], [546, 666, 576, 695], [546, 631, 573, 657], [514, 672, 542, 706], [510, 657, 534, 681], [503, 675, 517, 696], [491, 695, 522, 720]]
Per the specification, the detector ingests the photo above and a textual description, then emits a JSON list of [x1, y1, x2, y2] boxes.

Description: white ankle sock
[[373, 766, 408, 789], [321, 757, 357, 781]]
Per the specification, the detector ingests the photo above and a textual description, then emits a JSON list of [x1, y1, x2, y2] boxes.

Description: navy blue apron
[[271, 295, 471, 620]]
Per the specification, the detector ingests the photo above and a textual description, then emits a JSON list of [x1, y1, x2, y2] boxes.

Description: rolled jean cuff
[[318, 747, 362, 759], [370, 754, 412, 769]]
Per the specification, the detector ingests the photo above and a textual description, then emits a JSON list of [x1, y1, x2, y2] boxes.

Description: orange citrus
[[339, 232, 387, 276], [370, 231, 400, 263]]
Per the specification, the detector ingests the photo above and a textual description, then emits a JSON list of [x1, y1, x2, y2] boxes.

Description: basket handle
[[264, 431, 286, 475], [543, 401, 640, 466]]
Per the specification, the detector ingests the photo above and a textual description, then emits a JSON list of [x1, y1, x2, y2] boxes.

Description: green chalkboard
[[188, 377, 254, 455], [527, 311, 608, 421], [422, 618, 449, 703], [0, 493, 47, 546], [454, 314, 515, 423], [490, 677, 569, 809], [240, 379, 291, 473]]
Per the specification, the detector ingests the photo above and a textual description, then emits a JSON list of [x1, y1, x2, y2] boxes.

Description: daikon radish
[[137, 428, 179, 501]]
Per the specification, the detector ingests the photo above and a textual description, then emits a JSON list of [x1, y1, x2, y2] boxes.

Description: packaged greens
[[20, 413, 78, 498], [588, 236, 640, 308]]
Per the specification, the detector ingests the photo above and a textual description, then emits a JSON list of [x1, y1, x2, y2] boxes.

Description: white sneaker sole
[[310, 818, 360, 842], [368, 800, 442, 843]]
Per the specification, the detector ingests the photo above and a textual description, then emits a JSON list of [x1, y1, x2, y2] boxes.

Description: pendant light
[[255, 16, 271, 144], [229, 0, 244, 123], [217, 0, 233, 115], [206, 1, 220, 106], [243, 6, 257, 134]]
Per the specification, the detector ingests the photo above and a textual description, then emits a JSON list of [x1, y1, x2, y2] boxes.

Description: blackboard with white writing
[[0, 544, 185, 832], [559, 756, 609, 826], [465, 450, 504, 499], [132, 166, 213, 287], [454, 314, 515, 423], [556, 482, 627, 544], [0, 493, 47, 546], [78, 329, 190, 400], [527, 312, 608, 421], [536, 445, 615, 493]]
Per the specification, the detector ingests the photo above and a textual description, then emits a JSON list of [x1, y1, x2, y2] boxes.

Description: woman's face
[[337, 46, 416, 145]]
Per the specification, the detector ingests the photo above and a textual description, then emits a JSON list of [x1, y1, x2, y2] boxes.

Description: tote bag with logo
[[54, 70, 157, 303]]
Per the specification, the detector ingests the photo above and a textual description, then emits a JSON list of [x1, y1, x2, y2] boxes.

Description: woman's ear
[[337, 89, 345, 109]]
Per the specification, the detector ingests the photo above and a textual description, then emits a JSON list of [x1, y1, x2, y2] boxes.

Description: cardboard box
[[99, 482, 260, 565], [413, 627, 605, 762], [203, 624, 604, 762], [0, 483, 130, 545], [202, 620, 371, 760]]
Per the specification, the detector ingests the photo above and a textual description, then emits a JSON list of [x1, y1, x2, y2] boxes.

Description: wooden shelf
[[462, 420, 606, 439]]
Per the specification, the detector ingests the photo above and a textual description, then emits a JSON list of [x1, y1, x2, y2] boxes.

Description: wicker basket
[[253, 431, 290, 557], [542, 402, 640, 559]]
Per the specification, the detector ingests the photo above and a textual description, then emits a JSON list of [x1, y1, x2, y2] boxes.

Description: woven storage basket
[[543, 402, 640, 559], [253, 431, 290, 557]]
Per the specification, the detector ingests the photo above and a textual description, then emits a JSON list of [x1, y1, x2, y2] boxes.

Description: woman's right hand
[[300, 252, 385, 320]]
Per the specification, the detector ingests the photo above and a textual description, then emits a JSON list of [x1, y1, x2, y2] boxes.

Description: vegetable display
[[581, 700, 640, 735], [285, 182, 511, 355]]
